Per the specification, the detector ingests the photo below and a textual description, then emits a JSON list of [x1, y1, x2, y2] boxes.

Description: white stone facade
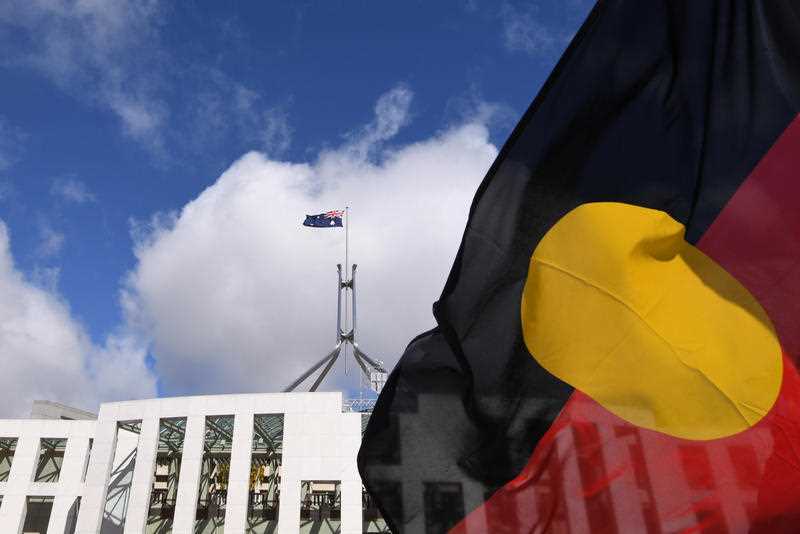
[[0, 392, 365, 533]]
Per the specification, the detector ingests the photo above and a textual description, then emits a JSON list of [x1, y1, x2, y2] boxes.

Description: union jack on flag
[[303, 210, 345, 228]]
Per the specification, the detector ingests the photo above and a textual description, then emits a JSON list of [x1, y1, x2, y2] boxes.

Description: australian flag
[[303, 210, 344, 228]]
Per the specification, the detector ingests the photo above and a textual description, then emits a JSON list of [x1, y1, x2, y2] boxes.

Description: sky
[[0, 0, 593, 416]]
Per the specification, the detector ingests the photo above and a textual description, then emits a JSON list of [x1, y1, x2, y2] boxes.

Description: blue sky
[[0, 1, 592, 414]]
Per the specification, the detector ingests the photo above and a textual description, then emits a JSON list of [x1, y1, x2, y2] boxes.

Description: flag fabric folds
[[303, 210, 344, 228], [358, 1, 800, 533]]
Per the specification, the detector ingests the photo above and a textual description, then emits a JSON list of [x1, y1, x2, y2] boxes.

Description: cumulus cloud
[[0, 222, 156, 416], [0, 84, 496, 411], [124, 86, 497, 396], [51, 177, 96, 204]]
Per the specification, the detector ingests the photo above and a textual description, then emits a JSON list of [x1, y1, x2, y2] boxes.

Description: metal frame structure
[[283, 264, 387, 393]]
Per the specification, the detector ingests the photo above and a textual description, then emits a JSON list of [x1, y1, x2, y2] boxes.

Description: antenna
[[283, 263, 387, 393]]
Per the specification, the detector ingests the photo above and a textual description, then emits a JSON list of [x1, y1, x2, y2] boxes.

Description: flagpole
[[344, 206, 350, 376]]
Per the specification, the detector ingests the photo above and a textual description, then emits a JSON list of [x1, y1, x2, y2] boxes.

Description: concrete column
[[225, 411, 254, 530], [48, 495, 82, 534], [276, 460, 301, 534], [47, 435, 91, 533], [341, 478, 362, 534], [8, 435, 39, 486], [172, 415, 205, 533], [1, 494, 26, 534], [5, 435, 40, 533], [123, 417, 159, 533], [277, 412, 302, 534], [74, 419, 119, 534]]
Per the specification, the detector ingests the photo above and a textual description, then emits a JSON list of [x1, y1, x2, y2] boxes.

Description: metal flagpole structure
[[284, 207, 387, 394], [344, 206, 349, 376]]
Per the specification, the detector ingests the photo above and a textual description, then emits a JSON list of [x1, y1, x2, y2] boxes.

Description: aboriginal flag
[[358, 1, 800, 533]]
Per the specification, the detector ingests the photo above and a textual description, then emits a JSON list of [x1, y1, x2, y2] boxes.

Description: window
[[33, 438, 67, 483], [147, 418, 186, 534], [82, 438, 93, 482], [65, 497, 81, 534], [301, 480, 341, 534], [0, 438, 17, 482], [247, 414, 283, 533], [195, 415, 234, 533], [23, 496, 54, 534], [103, 421, 142, 530]]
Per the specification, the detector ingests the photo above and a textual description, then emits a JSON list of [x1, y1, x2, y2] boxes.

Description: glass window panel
[[23, 496, 54, 534], [65, 497, 81, 534], [300, 480, 341, 534], [33, 438, 67, 483], [147, 417, 186, 534], [195, 415, 234, 534], [103, 421, 142, 530], [82, 438, 93, 482], [247, 414, 283, 533], [0, 437, 17, 482]]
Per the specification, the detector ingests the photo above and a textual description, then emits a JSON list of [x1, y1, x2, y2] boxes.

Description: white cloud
[[30, 266, 61, 293], [343, 85, 413, 160], [0, 3, 294, 159], [37, 223, 66, 258], [227, 85, 294, 157], [108, 95, 166, 142], [51, 177, 96, 204], [500, 1, 588, 58], [124, 86, 498, 396], [0, 222, 156, 416], [258, 105, 294, 158], [0, 85, 497, 412], [444, 83, 516, 133], [0, 0, 166, 148], [502, 4, 562, 56]]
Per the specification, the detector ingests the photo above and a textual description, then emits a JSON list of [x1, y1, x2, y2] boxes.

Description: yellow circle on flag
[[521, 202, 782, 440]]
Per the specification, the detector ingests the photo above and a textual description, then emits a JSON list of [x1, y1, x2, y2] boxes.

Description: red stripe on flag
[[698, 114, 800, 362], [450, 355, 800, 533]]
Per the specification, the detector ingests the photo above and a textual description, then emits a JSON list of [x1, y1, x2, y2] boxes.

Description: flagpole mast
[[344, 206, 350, 376], [286, 207, 387, 397]]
